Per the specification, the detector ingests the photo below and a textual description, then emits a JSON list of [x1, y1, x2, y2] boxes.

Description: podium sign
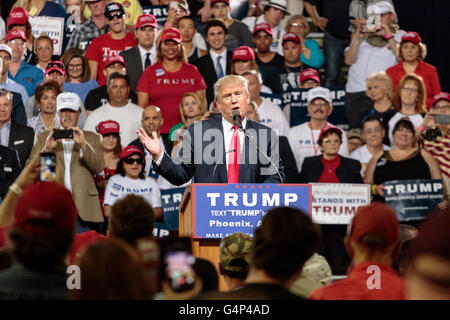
[[191, 184, 311, 239]]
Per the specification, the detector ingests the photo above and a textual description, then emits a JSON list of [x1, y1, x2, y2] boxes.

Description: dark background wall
[[393, 0, 449, 91]]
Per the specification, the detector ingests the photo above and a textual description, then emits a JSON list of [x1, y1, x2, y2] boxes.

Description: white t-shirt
[[257, 98, 290, 137], [287, 122, 349, 171], [388, 112, 423, 145], [104, 174, 162, 208], [83, 101, 142, 146], [350, 144, 391, 165], [345, 30, 406, 93]]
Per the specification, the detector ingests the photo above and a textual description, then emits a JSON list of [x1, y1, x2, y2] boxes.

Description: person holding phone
[[28, 92, 105, 233]]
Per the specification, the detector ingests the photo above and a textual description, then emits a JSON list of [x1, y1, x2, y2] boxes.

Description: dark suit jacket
[[11, 92, 27, 126], [192, 51, 233, 106], [120, 46, 144, 92], [0, 145, 21, 199], [8, 122, 34, 170], [154, 116, 284, 185], [279, 136, 299, 183], [298, 155, 363, 184]]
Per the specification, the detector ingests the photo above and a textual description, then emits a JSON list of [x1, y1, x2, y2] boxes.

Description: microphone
[[212, 149, 236, 179], [232, 108, 243, 129]]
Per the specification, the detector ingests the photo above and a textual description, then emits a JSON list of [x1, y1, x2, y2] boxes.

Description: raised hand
[[44, 129, 57, 152], [137, 127, 162, 160], [72, 127, 85, 147]]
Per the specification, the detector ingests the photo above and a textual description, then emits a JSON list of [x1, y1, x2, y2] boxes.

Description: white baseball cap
[[306, 86, 332, 104], [0, 44, 12, 58], [57, 92, 81, 112], [367, 1, 396, 16]]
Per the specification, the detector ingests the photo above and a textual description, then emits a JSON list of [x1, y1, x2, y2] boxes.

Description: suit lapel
[[135, 46, 144, 72], [226, 51, 233, 75], [206, 54, 218, 83]]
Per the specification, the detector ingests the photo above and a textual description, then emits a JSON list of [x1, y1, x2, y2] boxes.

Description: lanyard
[[310, 127, 320, 155]]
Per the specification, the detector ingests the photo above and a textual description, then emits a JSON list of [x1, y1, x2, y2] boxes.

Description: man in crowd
[[210, 0, 253, 51], [278, 32, 306, 91], [0, 89, 34, 170], [119, 14, 157, 92], [299, 68, 321, 89], [29, 92, 104, 232], [201, 206, 321, 299], [84, 73, 142, 146], [287, 86, 348, 171], [242, 0, 289, 54], [85, 2, 137, 86], [67, 0, 110, 50], [218, 232, 253, 291], [137, 75, 284, 184], [6, 30, 43, 97], [347, 128, 365, 154], [310, 202, 404, 299], [84, 55, 138, 115], [193, 19, 232, 106]]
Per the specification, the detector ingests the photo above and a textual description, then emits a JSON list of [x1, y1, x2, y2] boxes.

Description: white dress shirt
[[138, 45, 156, 70]]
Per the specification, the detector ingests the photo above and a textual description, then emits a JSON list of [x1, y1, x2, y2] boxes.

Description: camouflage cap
[[219, 232, 253, 272]]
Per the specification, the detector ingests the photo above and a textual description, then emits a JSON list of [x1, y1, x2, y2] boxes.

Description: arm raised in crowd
[[345, 23, 366, 66]]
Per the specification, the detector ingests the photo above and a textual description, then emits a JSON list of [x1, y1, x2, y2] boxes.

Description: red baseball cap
[[14, 182, 78, 237], [160, 27, 182, 44], [253, 23, 273, 37], [104, 55, 126, 69], [96, 120, 120, 135], [5, 29, 27, 42], [348, 202, 399, 246], [318, 125, 342, 142], [45, 61, 66, 76], [136, 14, 158, 29], [430, 92, 450, 110], [401, 31, 422, 45], [69, 230, 106, 264], [300, 68, 320, 84], [282, 32, 301, 45], [7, 7, 29, 28], [232, 46, 255, 61], [120, 145, 145, 160], [211, 0, 230, 5]]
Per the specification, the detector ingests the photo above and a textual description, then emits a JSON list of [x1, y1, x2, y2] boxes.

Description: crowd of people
[[0, 0, 448, 300]]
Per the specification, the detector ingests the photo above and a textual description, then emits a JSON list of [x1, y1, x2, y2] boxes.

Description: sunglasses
[[46, 61, 64, 69], [107, 12, 124, 21], [124, 157, 143, 165]]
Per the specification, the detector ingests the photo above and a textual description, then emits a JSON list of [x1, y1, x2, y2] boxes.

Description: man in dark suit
[[0, 145, 21, 200], [119, 14, 157, 92], [193, 19, 233, 107], [0, 89, 34, 170], [137, 75, 284, 185]]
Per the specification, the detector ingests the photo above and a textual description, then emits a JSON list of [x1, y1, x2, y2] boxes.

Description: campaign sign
[[143, 5, 169, 28], [192, 184, 311, 239], [310, 183, 371, 224], [29, 16, 65, 55], [384, 179, 444, 221], [160, 187, 186, 231]]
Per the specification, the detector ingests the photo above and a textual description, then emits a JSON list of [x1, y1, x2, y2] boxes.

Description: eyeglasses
[[309, 101, 329, 108], [401, 86, 419, 93], [322, 139, 341, 145], [107, 12, 124, 21], [124, 157, 143, 165], [47, 62, 64, 69], [9, 39, 25, 46]]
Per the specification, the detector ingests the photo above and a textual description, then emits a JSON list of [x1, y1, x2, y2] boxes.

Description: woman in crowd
[[230, 46, 273, 94], [365, 118, 443, 202], [388, 74, 427, 144], [168, 92, 208, 143], [93, 120, 122, 209], [12, 0, 66, 19], [103, 146, 163, 219], [61, 48, 98, 103], [285, 14, 324, 69], [27, 80, 62, 135], [137, 27, 206, 137], [359, 71, 396, 145], [298, 126, 362, 276], [386, 31, 441, 108], [33, 34, 54, 72]]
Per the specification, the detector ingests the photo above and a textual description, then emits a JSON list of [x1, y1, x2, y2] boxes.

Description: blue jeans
[[324, 31, 350, 87]]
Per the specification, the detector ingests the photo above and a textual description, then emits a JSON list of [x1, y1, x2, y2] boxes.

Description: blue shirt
[[0, 120, 11, 147], [8, 61, 44, 97], [63, 80, 98, 103], [0, 77, 29, 105]]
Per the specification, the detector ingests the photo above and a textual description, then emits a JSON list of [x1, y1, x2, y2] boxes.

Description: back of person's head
[[10, 182, 77, 272], [252, 207, 321, 282], [72, 238, 153, 300], [193, 257, 219, 293], [219, 232, 253, 280], [405, 209, 450, 299], [108, 194, 155, 246]]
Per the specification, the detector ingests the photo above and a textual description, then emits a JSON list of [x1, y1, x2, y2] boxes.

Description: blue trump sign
[[192, 184, 311, 238]]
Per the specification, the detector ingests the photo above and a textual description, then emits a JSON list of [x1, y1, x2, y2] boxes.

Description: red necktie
[[227, 125, 241, 183]]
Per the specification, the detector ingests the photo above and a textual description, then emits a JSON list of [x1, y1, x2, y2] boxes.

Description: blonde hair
[[214, 75, 249, 102], [366, 71, 394, 100], [179, 92, 207, 124], [285, 15, 310, 36]]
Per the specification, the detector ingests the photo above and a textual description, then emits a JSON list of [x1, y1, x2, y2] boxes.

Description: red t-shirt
[[137, 62, 206, 133], [386, 60, 441, 109], [85, 32, 138, 86]]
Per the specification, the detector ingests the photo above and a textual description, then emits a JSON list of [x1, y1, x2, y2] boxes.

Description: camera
[[40, 152, 56, 181], [53, 129, 74, 140]]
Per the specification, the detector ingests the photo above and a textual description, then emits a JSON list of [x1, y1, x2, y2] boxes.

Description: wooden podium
[[179, 185, 226, 290]]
